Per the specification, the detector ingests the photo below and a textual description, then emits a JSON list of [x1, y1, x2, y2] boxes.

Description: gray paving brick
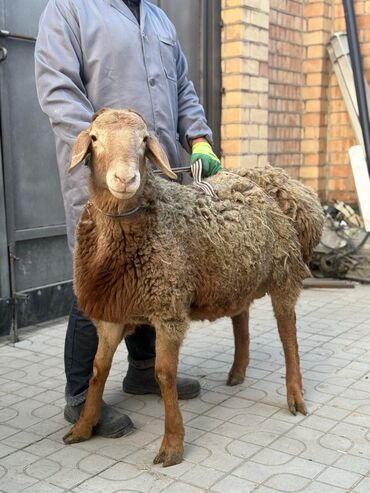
[[211, 475, 257, 493], [21, 481, 65, 492], [180, 464, 225, 489], [264, 472, 311, 492], [317, 465, 362, 489], [353, 476, 370, 493]]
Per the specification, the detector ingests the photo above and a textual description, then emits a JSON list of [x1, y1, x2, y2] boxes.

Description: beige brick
[[306, 45, 327, 59], [258, 154, 269, 166], [303, 58, 325, 73], [222, 41, 243, 58], [223, 155, 242, 169], [306, 72, 328, 86], [241, 58, 260, 75], [221, 139, 241, 154], [303, 125, 323, 139], [224, 24, 242, 41], [223, 91, 243, 107], [300, 166, 320, 178], [239, 154, 258, 168], [242, 93, 259, 107], [244, 124, 259, 138], [250, 11, 269, 29], [223, 74, 243, 90], [302, 86, 324, 100], [246, 25, 265, 43], [224, 123, 244, 139], [250, 43, 269, 62], [250, 139, 268, 153], [250, 108, 268, 124], [304, 31, 328, 47], [225, 58, 242, 73], [301, 139, 324, 153], [222, 108, 241, 123], [227, 0, 269, 12], [304, 100, 323, 112], [307, 16, 331, 32], [222, 8, 250, 25], [250, 76, 268, 92], [304, 3, 327, 18], [258, 93, 268, 108], [259, 125, 268, 139]]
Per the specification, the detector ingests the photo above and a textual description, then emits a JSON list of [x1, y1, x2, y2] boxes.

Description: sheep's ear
[[69, 130, 91, 173], [145, 135, 177, 180]]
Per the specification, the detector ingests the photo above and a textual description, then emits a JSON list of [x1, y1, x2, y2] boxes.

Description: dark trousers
[[64, 297, 156, 405]]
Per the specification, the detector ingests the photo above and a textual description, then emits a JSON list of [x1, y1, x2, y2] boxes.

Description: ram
[[63, 108, 324, 467]]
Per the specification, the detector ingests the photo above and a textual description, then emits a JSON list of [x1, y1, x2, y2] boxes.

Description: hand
[[190, 140, 221, 177]]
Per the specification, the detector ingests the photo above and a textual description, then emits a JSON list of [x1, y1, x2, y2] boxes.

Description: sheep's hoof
[[63, 425, 92, 444], [153, 448, 183, 467], [288, 393, 307, 416], [226, 373, 245, 386]]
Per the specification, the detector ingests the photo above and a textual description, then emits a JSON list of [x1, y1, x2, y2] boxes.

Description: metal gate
[[0, 0, 221, 338]]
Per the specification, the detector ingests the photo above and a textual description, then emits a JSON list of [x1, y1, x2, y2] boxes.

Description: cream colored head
[[69, 108, 176, 199]]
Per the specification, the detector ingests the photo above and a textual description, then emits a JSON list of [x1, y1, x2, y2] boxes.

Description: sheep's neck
[[88, 176, 156, 235]]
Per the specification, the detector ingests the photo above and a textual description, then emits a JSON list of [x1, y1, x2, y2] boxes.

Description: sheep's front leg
[[153, 323, 186, 467], [63, 321, 125, 444], [227, 309, 250, 386]]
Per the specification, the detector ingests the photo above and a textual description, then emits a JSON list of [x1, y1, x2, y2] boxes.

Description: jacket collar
[[107, 0, 146, 30]]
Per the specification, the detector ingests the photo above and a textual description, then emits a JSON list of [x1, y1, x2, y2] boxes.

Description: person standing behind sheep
[[34, 0, 221, 438]]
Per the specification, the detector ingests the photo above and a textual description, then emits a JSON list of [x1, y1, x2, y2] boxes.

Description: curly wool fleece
[[73, 166, 318, 339]]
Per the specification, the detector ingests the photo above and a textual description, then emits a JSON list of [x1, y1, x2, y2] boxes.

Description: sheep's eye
[[91, 134, 98, 142], [143, 136, 148, 143]]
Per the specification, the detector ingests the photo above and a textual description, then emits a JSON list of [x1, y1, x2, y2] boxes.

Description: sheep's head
[[69, 108, 176, 199]]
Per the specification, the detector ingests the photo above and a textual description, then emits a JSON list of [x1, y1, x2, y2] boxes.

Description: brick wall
[[221, 0, 270, 170], [268, 0, 304, 180], [221, 0, 370, 206], [300, 0, 332, 197]]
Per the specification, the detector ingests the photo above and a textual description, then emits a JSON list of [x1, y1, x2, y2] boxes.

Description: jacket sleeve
[[34, 0, 94, 147], [175, 39, 213, 153]]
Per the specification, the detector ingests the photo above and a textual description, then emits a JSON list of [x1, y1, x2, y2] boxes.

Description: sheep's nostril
[[127, 175, 136, 186], [114, 173, 126, 186]]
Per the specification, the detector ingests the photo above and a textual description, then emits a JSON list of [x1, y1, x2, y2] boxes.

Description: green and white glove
[[190, 141, 221, 177]]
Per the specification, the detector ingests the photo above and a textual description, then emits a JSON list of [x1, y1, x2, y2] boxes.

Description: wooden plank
[[303, 278, 356, 289], [349, 145, 370, 232]]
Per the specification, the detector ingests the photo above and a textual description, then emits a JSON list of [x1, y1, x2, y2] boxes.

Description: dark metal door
[[0, 0, 221, 337], [0, 0, 73, 337]]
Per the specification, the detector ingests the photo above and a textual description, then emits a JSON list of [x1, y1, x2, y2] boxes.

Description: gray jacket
[[35, 0, 212, 250]]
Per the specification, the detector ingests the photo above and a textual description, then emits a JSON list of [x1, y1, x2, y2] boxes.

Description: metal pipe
[[0, 29, 36, 43], [342, 0, 370, 179]]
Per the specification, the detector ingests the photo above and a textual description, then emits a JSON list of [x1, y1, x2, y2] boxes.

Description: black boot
[[64, 401, 134, 438], [122, 357, 201, 400]]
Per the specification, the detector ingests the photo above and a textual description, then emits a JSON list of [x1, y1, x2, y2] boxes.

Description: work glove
[[190, 141, 221, 177]]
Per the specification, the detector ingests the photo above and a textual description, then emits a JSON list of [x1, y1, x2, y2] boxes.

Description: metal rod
[[342, 0, 370, 179], [0, 29, 36, 42], [8, 249, 19, 343]]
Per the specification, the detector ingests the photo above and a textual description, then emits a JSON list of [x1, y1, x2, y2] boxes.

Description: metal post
[[343, 0, 370, 179]]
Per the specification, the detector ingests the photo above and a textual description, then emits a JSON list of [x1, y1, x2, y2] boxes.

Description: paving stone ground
[[0, 285, 370, 492]]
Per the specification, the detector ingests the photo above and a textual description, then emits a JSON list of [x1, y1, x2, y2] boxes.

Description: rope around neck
[[86, 200, 143, 218]]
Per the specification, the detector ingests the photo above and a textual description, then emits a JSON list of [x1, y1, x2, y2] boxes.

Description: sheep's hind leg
[[63, 321, 125, 444], [153, 323, 186, 467], [227, 309, 250, 386], [271, 291, 306, 416]]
